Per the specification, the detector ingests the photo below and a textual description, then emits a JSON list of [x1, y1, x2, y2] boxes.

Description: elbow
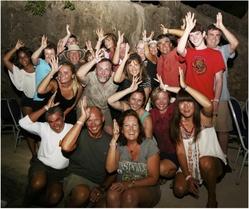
[[106, 165, 116, 173], [60, 143, 74, 153]]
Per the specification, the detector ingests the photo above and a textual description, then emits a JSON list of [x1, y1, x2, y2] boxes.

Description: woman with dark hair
[[37, 57, 83, 123], [114, 49, 151, 103], [3, 40, 38, 158], [105, 110, 160, 207], [108, 77, 153, 138], [167, 69, 226, 207]]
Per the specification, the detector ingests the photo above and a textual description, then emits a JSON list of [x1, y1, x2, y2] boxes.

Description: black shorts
[[20, 94, 34, 108], [159, 152, 180, 169], [29, 157, 67, 184]]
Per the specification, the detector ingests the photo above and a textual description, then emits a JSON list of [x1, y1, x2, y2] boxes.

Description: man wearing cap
[[62, 44, 85, 71]]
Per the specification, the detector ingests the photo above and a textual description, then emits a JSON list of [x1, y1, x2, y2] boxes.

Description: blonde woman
[[37, 57, 83, 123]]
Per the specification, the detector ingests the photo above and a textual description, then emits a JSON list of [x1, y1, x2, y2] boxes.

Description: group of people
[[3, 11, 239, 207]]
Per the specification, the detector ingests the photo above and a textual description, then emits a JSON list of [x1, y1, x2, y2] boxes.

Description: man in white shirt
[[19, 95, 72, 207]]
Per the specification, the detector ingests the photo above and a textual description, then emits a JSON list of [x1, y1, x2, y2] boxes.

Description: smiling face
[[127, 60, 141, 77], [205, 29, 222, 48], [129, 91, 145, 111], [57, 64, 74, 84], [157, 37, 172, 55], [96, 60, 112, 84], [86, 107, 104, 138], [104, 36, 115, 50], [155, 91, 170, 112], [67, 50, 81, 65], [122, 115, 140, 141], [149, 42, 158, 56], [18, 51, 31, 68], [47, 112, 65, 133], [179, 101, 195, 118], [44, 48, 56, 63], [189, 31, 206, 48]]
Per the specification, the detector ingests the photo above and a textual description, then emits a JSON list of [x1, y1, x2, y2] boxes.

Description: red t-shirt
[[185, 48, 225, 100], [150, 103, 176, 154], [157, 48, 186, 87]]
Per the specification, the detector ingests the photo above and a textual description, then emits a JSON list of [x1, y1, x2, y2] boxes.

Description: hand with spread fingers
[[46, 91, 60, 110], [128, 76, 142, 93], [185, 12, 196, 32], [15, 40, 25, 50]]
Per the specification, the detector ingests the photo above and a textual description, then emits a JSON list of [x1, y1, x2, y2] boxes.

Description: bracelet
[[211, 99, 219, 102], [76, 120, 84, 126], [44, 105, 49, 111], [185, 175, 192, 181], [109, 141, 117, 147]]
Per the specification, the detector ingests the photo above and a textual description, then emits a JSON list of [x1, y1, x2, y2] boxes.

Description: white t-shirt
[[19, 116, 73, 169], [8, 65, 36, 98]]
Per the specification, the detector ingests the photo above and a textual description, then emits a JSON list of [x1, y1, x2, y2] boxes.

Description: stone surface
[[1, 1, 247, 100]]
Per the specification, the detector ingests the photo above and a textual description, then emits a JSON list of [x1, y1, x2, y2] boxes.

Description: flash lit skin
[[149, 43, 158, 56], [122, 115, 140, 142], [86, 107, 104, 138], [67, 50, 81, 65], [44, 48, 56, 63], [129, 92, 144, 112], [57, 65, 73, 84], [189, 31, 206, 48], [66, 37, 78, 47], [18, 51, 31, 68], [179, 101, 195, 119], [157, 38, 172, 55], [206, 29, 222, 49], [154, 92, 170, 113], [47, 112, 65, 133], [104, 37, 115, 50], [127, 60, 141, 77], [96, 61, 112, 84]]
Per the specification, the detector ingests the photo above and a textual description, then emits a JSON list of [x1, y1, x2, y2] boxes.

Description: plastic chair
[[1, 98, 24, 151], [228, 97, 248, 184]]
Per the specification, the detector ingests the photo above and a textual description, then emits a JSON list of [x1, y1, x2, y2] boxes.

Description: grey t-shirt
[[218, 44, 235, 101], [117, 139, 159, 181], [67, 129, 111, 184]]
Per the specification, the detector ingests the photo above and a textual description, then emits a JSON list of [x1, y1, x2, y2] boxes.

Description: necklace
[[180, 122, 195, 139], [127, 143, 140, 161]]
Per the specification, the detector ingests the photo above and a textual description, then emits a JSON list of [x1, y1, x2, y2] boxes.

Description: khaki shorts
[[215, 101, 233, 132], [63, 173, 98, 199]]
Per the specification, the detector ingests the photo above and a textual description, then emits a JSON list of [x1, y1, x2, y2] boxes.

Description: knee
[[200, 157, 215, 173], [121, 190, 138, 207], [47, 189, 63, 206], [70, 185, 90, 206], [107, 189, 119, 202], [173, 184, 186, 198], [31, 177, 46, 192]]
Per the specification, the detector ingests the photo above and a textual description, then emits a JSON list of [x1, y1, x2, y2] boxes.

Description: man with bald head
[[60, 98, 114, 207]]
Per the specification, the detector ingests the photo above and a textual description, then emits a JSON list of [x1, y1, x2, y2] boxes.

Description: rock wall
[[1, 1, 247, 101]]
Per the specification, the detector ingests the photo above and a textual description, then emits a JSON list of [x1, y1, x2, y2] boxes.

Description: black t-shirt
[[67, 129, 111, 184]]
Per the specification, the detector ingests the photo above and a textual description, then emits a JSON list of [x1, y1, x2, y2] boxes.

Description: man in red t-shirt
[[156, 34, 186, 87], [177, 12, 225, 114]]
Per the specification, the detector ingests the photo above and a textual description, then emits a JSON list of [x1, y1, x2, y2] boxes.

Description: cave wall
[[1, 1, 247, 101]]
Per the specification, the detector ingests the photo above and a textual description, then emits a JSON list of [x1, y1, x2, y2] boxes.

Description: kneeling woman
[[106, 110, 161, 207], [170, 70, 226, 207]]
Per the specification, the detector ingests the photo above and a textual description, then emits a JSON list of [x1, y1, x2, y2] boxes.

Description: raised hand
[[129, 76, 142, 92], [15, 40, 25, 50], [160, 24, 168, 34], [96, 28, 106, 42], [80, 96, 90, 122], [185, 12, 196, 32], [179, 67, 186, 89], [85, 40, 93, 52], [46, 91, 60, 109], [117, 30, 124, 45], [49, 56, 60, 75], [214, 12, 224, 30], [41, 35, 48, 49], [57, 39, 65, 55], [112, 119, 120, 142], [181, 18, 186, 30], [155, 74, 168, 91], [66, 24, 71, 36], [123, 43, 130, 60]]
